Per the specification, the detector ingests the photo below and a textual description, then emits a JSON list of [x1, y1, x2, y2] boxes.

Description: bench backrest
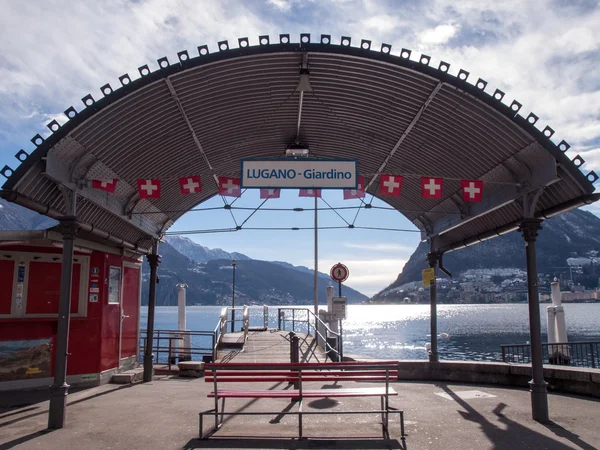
[[205, 361, 399, 383]]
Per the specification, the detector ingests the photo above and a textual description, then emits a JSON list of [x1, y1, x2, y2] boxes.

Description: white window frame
[[107, 265, 122, 305]]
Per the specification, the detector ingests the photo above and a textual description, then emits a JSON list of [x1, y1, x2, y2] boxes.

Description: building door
[[120, 264, 140, 362]]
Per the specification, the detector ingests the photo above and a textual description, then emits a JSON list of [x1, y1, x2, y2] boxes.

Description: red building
[[0, 229, 142, 390]]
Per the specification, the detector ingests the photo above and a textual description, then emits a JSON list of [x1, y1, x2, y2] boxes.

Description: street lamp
[[231, 259, 236, 333]]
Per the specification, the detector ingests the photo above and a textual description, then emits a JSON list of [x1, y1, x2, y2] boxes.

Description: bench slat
[[206, 370, 398, 377], [205, 361, 399, 370], [206, 376, 396, 383], [208, 387, 397, 398]]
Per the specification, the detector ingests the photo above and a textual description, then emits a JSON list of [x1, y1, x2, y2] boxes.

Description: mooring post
[[290, 331, 300, 388]]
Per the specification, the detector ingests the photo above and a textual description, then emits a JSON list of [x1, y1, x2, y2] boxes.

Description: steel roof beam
[[364, 81, 444, 195]]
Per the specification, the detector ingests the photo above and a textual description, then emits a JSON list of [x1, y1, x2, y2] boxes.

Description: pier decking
[[217, 329, 326, 363]]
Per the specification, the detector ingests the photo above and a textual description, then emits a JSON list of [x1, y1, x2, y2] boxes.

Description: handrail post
[[591, 343, 596, 369], [278, 309, 282, 330]]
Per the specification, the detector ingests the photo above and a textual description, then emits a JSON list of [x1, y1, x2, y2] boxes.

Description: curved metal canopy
[[1, 34, 597, 254]]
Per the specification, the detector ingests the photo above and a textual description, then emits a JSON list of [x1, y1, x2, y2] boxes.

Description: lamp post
[[231, 259, 236, 333]]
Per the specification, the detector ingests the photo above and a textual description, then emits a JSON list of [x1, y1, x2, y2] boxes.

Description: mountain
[[373, 208, 600, 300], [166, 236, 251, 263], [0, 198, 368, 305], [142, 241, 367, 306], [0, 198, 57, 230]]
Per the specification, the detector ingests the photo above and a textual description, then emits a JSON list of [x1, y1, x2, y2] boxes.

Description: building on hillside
[[0, 229, 143, 390]]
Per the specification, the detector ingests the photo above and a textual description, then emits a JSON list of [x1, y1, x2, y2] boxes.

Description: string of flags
[[91, 174, 484, 202]]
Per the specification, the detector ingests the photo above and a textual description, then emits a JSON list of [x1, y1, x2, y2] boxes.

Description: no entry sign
[[330, 263, 349, 283]]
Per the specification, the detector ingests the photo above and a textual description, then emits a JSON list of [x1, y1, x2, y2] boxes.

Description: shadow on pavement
[[0, 384, 132, 430], [0, 429, 55, 450], [184, 438, 406, 449], [437, 383, 597, 450]]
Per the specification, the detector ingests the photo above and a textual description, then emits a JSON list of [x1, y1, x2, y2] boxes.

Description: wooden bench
[[199, 361, 404, 440]]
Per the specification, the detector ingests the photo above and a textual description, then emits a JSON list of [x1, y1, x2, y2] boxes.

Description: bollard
[[290, 332, 300, 389]]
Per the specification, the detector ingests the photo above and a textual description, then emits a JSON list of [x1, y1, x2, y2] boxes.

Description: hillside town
[[373, 262, 600, 304]]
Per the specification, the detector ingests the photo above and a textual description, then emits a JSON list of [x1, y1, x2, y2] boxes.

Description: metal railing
[[247, 305, 269, 329], [500, 341, 599, 368], [278, 307, 342, 361], [140, 329, 217, 369], [214, 307, 228, 352]]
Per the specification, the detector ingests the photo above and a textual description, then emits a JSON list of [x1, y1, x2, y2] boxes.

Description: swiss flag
[[421, 177, 443, 199], [179, 175, 202, 195], [260, 189, 280, 199], [344, 175, 365, 200], [379, 174, 403, 197], [218, 177, 241, 197], [137, 179, 161, 199], [91, 179, 117, 193], [461, 179, 484, 202], [299, 189, 321, 198]]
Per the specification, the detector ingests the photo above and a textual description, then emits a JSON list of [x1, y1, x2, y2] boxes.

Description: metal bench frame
[[199, 361, 405, 440]]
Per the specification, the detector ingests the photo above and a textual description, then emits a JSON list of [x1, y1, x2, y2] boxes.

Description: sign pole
[[313, 196, 318, 317], [338, 280, 342, 297]]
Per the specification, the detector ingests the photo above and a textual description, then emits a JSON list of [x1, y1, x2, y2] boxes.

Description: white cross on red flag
[[260, 189, 280, 199], [91, 179, 117, 193], [218, 176, 241, 197], [461, 179, 484, 202], [421, 177, 443, 199], [344, 175, 365, 200], [178, 175, 202, 195], [137, 179, 161, 199], [379, 174, 403, 197], [299, 189, 321, 198]]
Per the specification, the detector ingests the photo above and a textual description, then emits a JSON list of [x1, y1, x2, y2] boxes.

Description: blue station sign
[[241, 158, 358, 189]]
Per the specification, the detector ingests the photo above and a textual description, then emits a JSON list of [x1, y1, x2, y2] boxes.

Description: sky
[[0, 0, 599, 296]]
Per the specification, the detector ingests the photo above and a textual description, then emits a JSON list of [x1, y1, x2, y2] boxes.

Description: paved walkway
[[1, 375, 599, 449], [2, 331, 599, 449]]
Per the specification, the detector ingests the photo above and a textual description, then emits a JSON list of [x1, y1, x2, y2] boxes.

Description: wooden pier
[[217, 329, 326, 363]]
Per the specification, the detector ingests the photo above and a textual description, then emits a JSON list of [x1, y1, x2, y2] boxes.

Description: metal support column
[[143, 240, 160, 382], [48, 216, 79, 429], [313, 196, 318, 317], [426, 250, 440, 363], [519, 218, 549, 422]]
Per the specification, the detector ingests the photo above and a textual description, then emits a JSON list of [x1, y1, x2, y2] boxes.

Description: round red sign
[[330, 263, 349, 283]]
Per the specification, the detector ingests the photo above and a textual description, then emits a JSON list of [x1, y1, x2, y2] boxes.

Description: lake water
[[141, 303, 600, 361]]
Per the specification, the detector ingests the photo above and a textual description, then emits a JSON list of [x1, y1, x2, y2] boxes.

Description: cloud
[[418, 24, 460, 45], [343, 242, 414, 253], [267, 0, 292, 12]]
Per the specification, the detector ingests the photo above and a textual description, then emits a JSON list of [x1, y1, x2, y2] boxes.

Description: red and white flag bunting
[[179, 175, 202, 195], [218, 176, 241, 197], [421, 177, 443, 199], [137, 179, 161, 199], [91, 179, 117, 193], [260, 188, 280, 199], [88, 175, 485, 202], [344, 175, 365, 200], [461, 179, 484, 202], [299, 189, 321, 198], [379, 174, 403, 197]]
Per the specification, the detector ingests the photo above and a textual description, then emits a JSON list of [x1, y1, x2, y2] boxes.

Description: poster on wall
[[0, 339, 52, 382]]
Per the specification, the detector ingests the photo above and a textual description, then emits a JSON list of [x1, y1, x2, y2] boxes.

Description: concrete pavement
[[1, 374, 599, 450]]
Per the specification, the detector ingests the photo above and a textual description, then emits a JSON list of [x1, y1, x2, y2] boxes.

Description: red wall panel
[[0, 260, 14, 314], [26, 262, 80, 314]]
